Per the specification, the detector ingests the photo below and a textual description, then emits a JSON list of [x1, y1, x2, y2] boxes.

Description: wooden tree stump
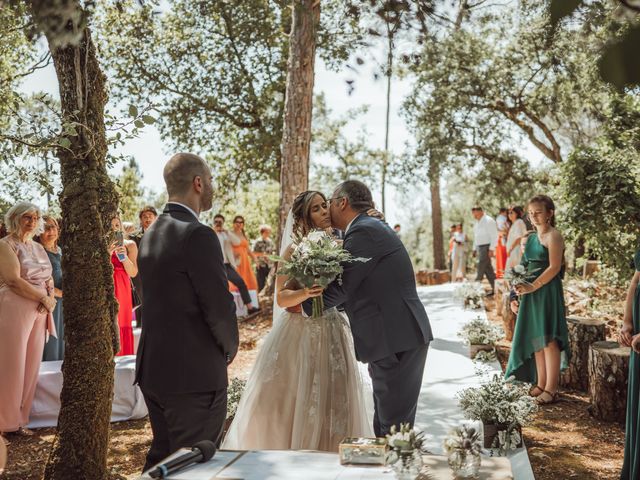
[[436, 270, 451, 284], [560, 316, 606, 391], [583, 260, 600, 278], [495, 280, 508, 318], [588, 341, 630, 423], [501, 292, 516, 342]]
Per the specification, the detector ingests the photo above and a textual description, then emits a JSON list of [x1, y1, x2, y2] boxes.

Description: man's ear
[[193, 175, 203, 193]]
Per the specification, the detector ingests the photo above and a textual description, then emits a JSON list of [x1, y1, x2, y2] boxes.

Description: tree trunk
[[560, 316, 606, 391], [381, 31, 393, 213], [501, 292, 515, 341], [429, 158, 445, 270], [278, 0, 320, 243], [29, 3, 119, 479], [588, 341, 629, 423]]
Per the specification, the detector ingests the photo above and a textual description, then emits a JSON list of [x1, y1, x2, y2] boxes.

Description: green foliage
[[549, 0, 640, 89], [114, 158, 146, 222], [558, 144, 640, 276]]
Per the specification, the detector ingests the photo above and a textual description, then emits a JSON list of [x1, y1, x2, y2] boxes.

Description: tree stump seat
[[560, 316, 606, 391], [588, 341, 630, 423]]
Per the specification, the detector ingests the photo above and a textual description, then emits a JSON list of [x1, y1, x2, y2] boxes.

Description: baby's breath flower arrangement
[[454, 282, 485, 310], [458, 317, 503, 346], [273, 230, 369, 317]]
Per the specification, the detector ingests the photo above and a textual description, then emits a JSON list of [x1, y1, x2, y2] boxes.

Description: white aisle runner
[[413, 283, 534, 480]]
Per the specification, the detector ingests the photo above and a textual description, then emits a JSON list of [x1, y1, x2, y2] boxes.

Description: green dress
[[621, 250, 640, 479], [505, 233, 569, 383]]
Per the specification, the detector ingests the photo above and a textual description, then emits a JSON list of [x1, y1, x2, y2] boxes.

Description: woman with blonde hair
[[0, 202, 57, 444]]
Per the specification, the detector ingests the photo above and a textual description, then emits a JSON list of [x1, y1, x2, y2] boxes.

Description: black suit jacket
[[135, 204, 238, 393], [305, 214, 433, 363]]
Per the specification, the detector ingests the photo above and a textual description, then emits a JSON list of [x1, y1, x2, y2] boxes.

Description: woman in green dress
[[619, 250, 640, 479], [505, 195, 569, 405]]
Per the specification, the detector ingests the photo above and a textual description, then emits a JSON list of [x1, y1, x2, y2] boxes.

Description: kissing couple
[[223, 181, 433, 452]]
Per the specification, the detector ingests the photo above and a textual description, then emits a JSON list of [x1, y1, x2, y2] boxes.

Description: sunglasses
[[234, 221, 244, 225]]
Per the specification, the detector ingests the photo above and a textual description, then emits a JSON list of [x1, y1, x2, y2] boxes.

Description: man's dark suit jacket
[[306, 214, 433, 363], [135, 203, 238, 393]]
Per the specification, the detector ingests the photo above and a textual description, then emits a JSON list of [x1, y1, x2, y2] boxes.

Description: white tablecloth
[[28, 355, 148, 429], [138, 450, 513, 480]]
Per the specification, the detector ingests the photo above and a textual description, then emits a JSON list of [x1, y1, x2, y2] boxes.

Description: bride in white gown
[[222, 191, 373, 452]]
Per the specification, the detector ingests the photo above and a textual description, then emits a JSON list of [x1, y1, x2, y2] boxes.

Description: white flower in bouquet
[[458, 316, 503, 345], [504, 264, 540, 287], [272, 230, 369, 317]]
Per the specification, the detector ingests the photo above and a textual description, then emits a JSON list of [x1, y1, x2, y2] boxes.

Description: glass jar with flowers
[[385, 423, 426, 480], [443, 425, 482, 479]]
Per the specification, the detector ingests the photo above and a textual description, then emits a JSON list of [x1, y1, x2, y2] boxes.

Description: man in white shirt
[[213, 214, 260, 315], [471, 206, 498, 295]]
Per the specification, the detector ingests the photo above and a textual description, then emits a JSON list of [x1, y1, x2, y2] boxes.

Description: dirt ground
[[2, 279, 629, 479]]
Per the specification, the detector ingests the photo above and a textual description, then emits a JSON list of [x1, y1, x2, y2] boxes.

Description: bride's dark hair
[[291, 190, 326, 237]]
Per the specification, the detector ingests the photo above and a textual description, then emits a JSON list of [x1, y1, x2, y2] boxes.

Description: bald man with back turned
[[135, 153, 238, 472]]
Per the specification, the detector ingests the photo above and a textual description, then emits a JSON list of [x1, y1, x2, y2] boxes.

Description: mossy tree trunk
[[28, 1, 120, 478]]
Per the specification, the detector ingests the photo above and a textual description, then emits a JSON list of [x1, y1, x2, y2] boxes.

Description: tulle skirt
[[222, 308, 373, 452]]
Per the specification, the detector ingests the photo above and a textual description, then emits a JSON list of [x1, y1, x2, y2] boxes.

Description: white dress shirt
[[473, 214, 498, 250]]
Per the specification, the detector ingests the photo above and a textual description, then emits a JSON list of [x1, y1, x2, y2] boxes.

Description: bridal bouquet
[[273, 230, 369, 317], [503, 264, 539, 287]]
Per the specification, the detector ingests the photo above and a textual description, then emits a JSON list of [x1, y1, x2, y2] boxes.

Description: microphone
[[148, 440, 216, 478]]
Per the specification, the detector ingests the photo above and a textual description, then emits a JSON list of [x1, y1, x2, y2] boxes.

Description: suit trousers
[[225, 264, 252, 305], [140, 387, 227, 472], [368, 344, 429, 436], [256, 265, 270, 293], [475, 244, 495, 290]]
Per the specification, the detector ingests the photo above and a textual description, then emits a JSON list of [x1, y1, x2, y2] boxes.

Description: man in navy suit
[[305, 180, 433, 436]]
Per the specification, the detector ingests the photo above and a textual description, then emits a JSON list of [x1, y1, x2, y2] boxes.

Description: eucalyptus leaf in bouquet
[[272, 230, 369, 317]]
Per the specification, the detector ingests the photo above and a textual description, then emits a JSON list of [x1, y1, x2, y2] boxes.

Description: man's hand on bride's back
[[304, 285, 324, 299]]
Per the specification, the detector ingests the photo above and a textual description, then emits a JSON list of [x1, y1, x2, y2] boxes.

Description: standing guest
[[451, 223, 467, 282], [495, 208, 509, 279], [35, 216, 65, 361], [230, 216, 259, 303], [253, 224, 275, 293], [0, 202, 57, 443], [620, 249, 640, 479], [109, 215, 138, 356], [213, 215, 260, 315], [136, 153, 238, 471], [471, 206, 498, 295], [393, 224, 401, 234], [130, 206, 158, 326], [506, 206, 528, 270], [448, 224, 456, 273], [505, 195, 569, 405]]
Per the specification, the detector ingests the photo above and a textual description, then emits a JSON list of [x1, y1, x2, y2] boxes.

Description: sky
[[19, 38, 421, 228]]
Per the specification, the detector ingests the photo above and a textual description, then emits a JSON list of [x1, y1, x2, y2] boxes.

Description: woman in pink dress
[[109, 216, 138, 356], [0, 202, 57, 445]]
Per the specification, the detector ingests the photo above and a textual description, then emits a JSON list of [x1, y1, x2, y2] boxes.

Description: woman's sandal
[[536, 390, 560, 405], [528, 385, 544, 397]]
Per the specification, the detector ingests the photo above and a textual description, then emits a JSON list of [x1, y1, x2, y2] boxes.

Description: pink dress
[[0, 236, 55, 432], [111, 252, 134, 356]]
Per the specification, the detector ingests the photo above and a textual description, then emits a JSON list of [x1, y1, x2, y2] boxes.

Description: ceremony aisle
[[414, 283, 535, 480]]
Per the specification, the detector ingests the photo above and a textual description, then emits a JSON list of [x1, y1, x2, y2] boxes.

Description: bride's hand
[[304, 285, 324, 299], [367, 208, 385, 221]]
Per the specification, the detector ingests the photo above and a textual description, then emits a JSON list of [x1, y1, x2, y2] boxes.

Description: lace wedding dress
[[222, 306, 373, 451]]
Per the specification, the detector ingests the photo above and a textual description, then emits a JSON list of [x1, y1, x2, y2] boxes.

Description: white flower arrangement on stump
[[458, 317, 503, 346], [454, 282, 485, 310], [456, 375, 537, 453]]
